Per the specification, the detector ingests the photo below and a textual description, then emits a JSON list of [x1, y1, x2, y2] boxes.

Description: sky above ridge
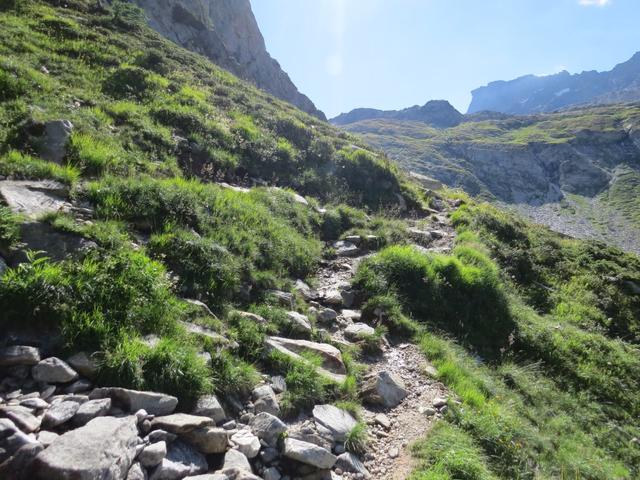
[[251, 0, 640, 118]]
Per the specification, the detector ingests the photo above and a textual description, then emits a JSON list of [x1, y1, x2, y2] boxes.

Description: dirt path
[[311, 209, 457, 480]]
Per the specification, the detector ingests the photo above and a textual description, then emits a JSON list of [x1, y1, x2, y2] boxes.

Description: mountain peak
[[331, 100, 463, 128]]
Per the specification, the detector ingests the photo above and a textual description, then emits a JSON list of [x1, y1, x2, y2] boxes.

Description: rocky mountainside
[[468, 51, 640, 114], [331, 100, 463, 128], [132, 0, 325, 120], [341, 103, 640, 253]]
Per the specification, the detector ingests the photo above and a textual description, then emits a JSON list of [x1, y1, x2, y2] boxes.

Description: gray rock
[[323, 290, 343, 306], [72, 398, 112, 426], [64, 378, 93, 394], [374, 414, 391, 429], [293, 279, 317, 300], [146, 429, 177, 444], [340, 290, 356, 309], [340, 310, 361, 322], [432, 397, 448, 408], [89, 387, 178, 416], [360, 371, 408, 408], [267, 290, 294, 307], [252, 385, 280, 417], [0, 256, 6, 277], [186, 474, 227, 480], [249, 412, 286, 445], [317, 308, 338, 323], [0, 441, 44, 480], [335, 452, 369, 477], [264, 337, 346, 383], [223, 448, 251, 472], [182, 426, 228, 454], [42, 401, 81, 429], [149, 440, 207, 480], [0, 180, 70, 220], [344, 323, 375, 341], [36, 119, 74, 164], [231, 430, 260, 458], [286, 311, 312, 336], [20, 397, 49, 410], [32, 357, 78, 384], [312, 405, 357, 443], [283, 437, 337, 469], [263, 466, 281, 480], [192, 395, 226, 425], [0, 405, 41, 433], [127, 461, 148, 480], [139, 441, 167, 468], [36, 430, 59, 447], [0, 418, 39, 463], [31, 415, 139, 480], [150, 414, 214, 434], [333, 241, 359, 257], [66, 352, 100, 379], [270, 375, 286, 394], [0, 346, 40, 367], [260, 446, 279, 464], [217, 468, 262, 480]]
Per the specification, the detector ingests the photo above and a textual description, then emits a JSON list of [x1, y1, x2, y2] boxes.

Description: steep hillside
[[342, 103, 640, 253], [0, 2, 638, 480], [468, 51, 640, 114], [132, 0, 325, 119]]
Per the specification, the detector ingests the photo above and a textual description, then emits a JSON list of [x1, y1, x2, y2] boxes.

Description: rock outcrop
[[132, 0, 325, 119]]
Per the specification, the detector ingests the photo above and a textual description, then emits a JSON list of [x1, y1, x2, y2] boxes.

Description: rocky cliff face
[[468, 52, 640, 115], [132, 0, 325, 119], [331, 100, 463, 128]]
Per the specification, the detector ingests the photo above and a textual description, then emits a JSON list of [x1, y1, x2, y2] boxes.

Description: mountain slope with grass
[[341, 102, 640, 254], [0, 1, 638, 480]]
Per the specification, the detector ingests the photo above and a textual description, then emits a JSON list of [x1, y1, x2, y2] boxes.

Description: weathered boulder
[[344, 323, 375, 341], [72, 398, 112, 426], [333, 241, 359, 257], [30, 119, 74, 164], [223, 449, 252, 472], [264, 337, 346, 382], [139, 441, 167, 468], [150, 413, 214, 434], [89, 387, 178, 416], [0, 345, 40, 367], [42, 401, 81, 429], [66, 351, 100, 379], [293, 279, 318, 300], [231, 430, 260, 458], [0, 441, 44, 480], [192, 395, 226, 424], [0, 180, 70, 220], [286, 311, 312, 336], [360, 371, 408, 408], [182, 426, 228, 454], [217, 468, 262, 480], [312, 405, 357, 443], [149, 440, 207, 480], [335, 452, 369, 477], [252, 384, 279, 417], [317, 308, 338, 323], [262, 466, 281, 480], [0, 405, 41, 433], [249, 412, 286, 445], [0, 418, 39, 463], [32, 357, 79, 384], [31, 416, 139, 480], [283, 437, 337, 469]]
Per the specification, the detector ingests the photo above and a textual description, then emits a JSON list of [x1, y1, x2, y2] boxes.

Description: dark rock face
[[468, 51, 640, 114], [331, 100, 463, 128], [132, 0, 325, 120]]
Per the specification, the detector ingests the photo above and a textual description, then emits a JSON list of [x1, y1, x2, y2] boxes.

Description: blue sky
[[251, 0, 640, 117]]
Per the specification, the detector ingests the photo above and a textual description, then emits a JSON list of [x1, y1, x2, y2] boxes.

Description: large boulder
[[264, 337, 346, 382], [0, 442, 44, 480], [29, 119, 74, 164], [223, 449, 252, 472], [335, 452, 370, 477], [0, 418, 39, 464], [42, 401, 80, 429], [251, 384, 280, 417], [230, 430, 260, 459], [31, 416, 139, 480], [182, 427, 228, 454], [139, 441, 167, 468], [66, 351, 100, 379], [286, 311, 312, 336], [192, 395, 226, 425], [0, 180, 70, 220], [0, 345, 41, 367], [282, 437, 337, 469], [312, 405, 357, 442], [360, 371, 408, 408], [89, 387, 178, 416], [249, 412, 286, 445], [32, 357, 79, 384], [72, 398, 111, 426]]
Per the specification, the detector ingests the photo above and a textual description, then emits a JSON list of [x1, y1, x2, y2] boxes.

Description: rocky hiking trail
[[0, 175, 458, 480], [308, 211, 455, 480]]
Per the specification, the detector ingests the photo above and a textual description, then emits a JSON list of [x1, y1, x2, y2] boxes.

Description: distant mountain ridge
[[132, 0, 326, 119], [331, 100, 464, 128], [468, 51, 640, 115]]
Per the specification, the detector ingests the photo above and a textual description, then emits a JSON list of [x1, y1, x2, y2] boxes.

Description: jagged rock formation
[[132, 0, 326, 119], [468, 51, 640, 114], [331, 100, 463, 128]]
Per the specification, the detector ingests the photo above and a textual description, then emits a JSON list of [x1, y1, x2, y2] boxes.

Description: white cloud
[[578, 0, 611, 6]]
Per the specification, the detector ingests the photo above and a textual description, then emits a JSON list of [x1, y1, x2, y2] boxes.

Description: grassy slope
[[354, 200, 640, 479]]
